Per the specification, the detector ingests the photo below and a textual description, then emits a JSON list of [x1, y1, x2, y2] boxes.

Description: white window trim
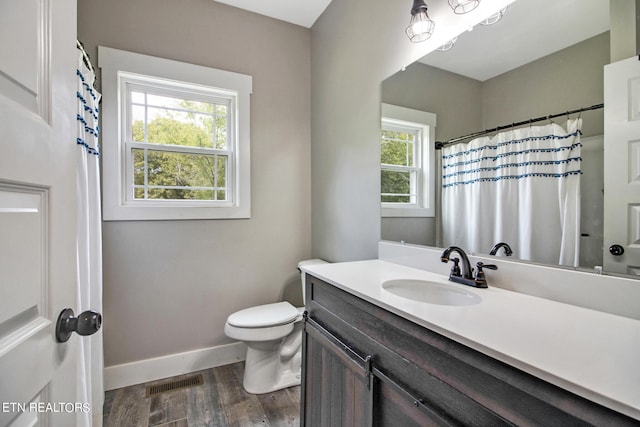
[[99, 46, 252, 220], [381, 103, 436, 218]]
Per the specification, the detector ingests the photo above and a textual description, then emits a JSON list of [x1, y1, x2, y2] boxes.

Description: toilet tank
[[298, 259, 327, 304]]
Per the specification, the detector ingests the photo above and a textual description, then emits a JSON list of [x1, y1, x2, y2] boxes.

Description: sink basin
[[382, 279, 482, 306]]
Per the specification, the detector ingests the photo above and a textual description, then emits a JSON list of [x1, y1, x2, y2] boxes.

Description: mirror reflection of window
[[381, 122, 421, 205], [380, 104, 436, 219]]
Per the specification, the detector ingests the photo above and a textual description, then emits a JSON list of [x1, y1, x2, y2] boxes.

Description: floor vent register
[[145, 373, 204, 397]]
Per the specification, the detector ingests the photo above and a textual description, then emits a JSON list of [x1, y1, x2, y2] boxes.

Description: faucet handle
[[475, 262, 497, 279], [474, 262, 497, 288], [448, 257, 461, 277], [476, 262, 497, 271]]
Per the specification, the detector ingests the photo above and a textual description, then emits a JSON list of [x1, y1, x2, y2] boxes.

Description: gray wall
[[610, 0, 640, 61], [309, 0, 383, 262], [309, 0, 469, 261], [79, 0, 311, 366], [382, 63, 484, 143], [483, 32, 609, 138]]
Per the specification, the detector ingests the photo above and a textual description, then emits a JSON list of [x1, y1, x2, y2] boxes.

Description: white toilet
[[224, 259, 327, 394]]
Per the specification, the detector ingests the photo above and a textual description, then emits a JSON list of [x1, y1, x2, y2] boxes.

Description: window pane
[[131, 149, 227, 201], [128, 89, 231, 150], [131, 91, 145, 104], [381, 130, 415, 167], [381, 169, 412, 203], [214, 115, 227, 149], [142, 107, 213, 148], [134, 188, 145, 199], [147, 188, 216, 200], [216, 156, 226, 189], [381, 194, 411, 203], [131, 105, 146, 142], [147, 93, 214, 114], [133, 149, 145, 185]]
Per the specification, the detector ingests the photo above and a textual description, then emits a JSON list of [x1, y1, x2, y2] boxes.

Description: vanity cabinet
[[300, 275, 639, 426]]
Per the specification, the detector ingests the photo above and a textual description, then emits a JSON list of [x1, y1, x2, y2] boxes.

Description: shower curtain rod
[[434, 103, 604, 149]]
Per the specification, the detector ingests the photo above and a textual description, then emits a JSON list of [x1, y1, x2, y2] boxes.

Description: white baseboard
[[104, 342, 247, 391]]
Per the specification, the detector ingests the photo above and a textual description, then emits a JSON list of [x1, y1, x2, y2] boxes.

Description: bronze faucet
[[441, 246, 497, 288]]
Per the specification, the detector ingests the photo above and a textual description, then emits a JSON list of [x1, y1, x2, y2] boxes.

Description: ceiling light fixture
[[437, 37, 458, 51], [480, 7, 507, 25], [406, 0, 435, 43], [448, 0, 480, 14]]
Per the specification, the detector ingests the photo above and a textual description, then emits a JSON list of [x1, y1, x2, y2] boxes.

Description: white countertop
[[301, 259, 640, 420]]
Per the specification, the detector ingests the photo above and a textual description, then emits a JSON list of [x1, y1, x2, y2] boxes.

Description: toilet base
[[243, 362, 301, 395], [241, 323, 302, 394]]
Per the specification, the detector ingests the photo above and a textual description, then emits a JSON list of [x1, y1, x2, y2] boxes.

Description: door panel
[[0, 185, 53, 427], [0, 186, 47, 324], [604, 56, 640, 274], [0, 0, 79, 425], [0, 0, 49, 117]]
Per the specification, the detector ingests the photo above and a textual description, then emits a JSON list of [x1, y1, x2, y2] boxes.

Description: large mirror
[[380, 0, 630, 274]]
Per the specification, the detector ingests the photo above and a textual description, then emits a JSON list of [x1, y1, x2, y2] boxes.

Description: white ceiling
[[212, 0, 332, 28], [419, 0, 610, 81], [213, 0, 609, 80]]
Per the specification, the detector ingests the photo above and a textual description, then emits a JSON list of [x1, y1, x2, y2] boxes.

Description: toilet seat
[[227, 301, 300, 328]]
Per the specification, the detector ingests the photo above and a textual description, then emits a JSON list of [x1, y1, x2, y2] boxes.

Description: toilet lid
[[227, 302, 300, 328]]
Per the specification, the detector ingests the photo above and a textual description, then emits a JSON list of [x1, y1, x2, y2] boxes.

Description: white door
[[604, 55, 640, 275], [0, 0, 80, 426]]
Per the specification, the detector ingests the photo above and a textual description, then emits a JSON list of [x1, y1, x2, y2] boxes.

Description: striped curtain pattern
[[441, 119, 582, 267]]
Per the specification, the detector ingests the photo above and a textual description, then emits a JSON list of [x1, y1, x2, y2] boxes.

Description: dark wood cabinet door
[[302, 319, 373, 427], [302, 317, 453, 427]]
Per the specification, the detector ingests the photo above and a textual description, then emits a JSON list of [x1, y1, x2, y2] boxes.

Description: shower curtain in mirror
[[76, 50, 104, 426], [441, 119, 582, 267]]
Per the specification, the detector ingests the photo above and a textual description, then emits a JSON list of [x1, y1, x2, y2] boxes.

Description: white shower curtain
[[441, 119, 582, 267], [76, 50, 104, 426]]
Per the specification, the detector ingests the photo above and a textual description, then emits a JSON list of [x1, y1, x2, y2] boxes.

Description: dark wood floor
[[103, 362, 300, 427]]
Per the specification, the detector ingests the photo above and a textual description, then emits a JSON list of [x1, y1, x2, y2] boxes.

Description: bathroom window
[[381, 104, 436, 217], [99, 47, 252, 220]]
